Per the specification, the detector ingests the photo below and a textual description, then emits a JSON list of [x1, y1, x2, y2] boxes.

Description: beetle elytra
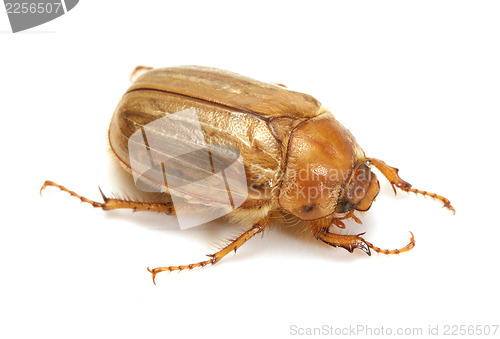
[[41, 66, 455, 283]]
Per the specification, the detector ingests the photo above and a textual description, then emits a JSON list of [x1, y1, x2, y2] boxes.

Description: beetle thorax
[[278, 112, 366, 220]]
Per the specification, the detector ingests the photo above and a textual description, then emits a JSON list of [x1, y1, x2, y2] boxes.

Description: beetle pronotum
[[41, 66, 455, 283]]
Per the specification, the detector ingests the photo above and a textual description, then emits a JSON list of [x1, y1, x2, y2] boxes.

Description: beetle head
[[336, 163, 380, 214], [279, 113, 380, 220]]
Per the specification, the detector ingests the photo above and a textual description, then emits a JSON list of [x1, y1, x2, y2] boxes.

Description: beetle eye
[[337, 200, 352, 213]]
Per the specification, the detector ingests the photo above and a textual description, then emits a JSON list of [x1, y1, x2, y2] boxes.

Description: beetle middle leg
[[311, 219, 415, 256], [367, 158, 455, 214], [40, 180, 175, 214], [147, 216, 271, 284]]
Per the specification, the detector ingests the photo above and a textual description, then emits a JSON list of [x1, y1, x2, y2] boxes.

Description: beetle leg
[[130, 65, 153, 82], [367, 158, 456, 214], [40, 180, 175, 214], [315, 229, 372, 255], [312, 220, 415, 256], [147, 217, 271, 284], [330, 210, 363, 229], [331, 219, 346, 229], [363, 232, 416, 255]]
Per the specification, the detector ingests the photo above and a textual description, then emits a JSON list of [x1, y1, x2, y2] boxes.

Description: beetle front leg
[[311, 220, 415, 256], [40, 180, 175, 214], [147, 217, 271, 284], [367, 158, 455, 214], [315, 229, 372, 255]]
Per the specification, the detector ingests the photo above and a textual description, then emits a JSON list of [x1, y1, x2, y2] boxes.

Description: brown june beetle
[[41, 66, 455, 283]]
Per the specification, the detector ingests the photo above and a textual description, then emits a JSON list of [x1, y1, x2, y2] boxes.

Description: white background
[[1, 1, 499, 338]]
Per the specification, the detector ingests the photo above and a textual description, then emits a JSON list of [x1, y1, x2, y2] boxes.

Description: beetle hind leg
[[147, 217, 271, 284], [40, 180, 175, 214], [130, 66, 153, 82], [367, 158, 455, 214]]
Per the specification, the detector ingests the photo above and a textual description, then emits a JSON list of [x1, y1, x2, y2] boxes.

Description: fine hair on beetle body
[[41, 65, 455, 284]]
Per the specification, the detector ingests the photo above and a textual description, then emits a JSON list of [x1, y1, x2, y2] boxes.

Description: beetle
[[41, 65, 455, 283]]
